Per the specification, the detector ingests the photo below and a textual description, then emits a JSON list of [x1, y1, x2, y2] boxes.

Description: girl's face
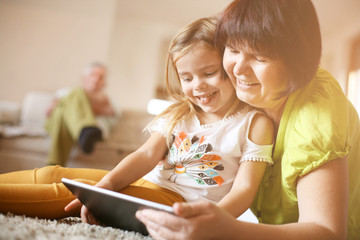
[[223, 45, 291, 110], [175, 42, 236, 121]]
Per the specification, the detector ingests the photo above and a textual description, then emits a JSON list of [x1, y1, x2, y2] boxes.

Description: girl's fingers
[[64, 199, 82, 212], [80, 206, 88, 223], [80, 205, 99, 225]]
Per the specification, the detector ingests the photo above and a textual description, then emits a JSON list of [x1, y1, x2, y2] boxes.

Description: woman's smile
[[236, 78, 259, 87], [223, 46, 291, 111]]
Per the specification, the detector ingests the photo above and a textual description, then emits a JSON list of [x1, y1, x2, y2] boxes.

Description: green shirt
[[251, 68, 360, 240]]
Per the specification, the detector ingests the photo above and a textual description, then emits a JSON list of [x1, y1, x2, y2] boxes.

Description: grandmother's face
[[223, 45, 291, 110]]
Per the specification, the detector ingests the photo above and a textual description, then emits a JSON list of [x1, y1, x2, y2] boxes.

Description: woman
[[136, 1, 360, 239]]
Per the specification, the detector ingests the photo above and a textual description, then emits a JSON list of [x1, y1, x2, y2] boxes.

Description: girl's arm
[[217, 113, 274, 217], [217, 161, 267, 218], [65, 132, 168, 213], [95, 131, 168, 191]]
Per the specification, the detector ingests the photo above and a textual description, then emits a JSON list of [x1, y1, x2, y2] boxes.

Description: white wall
[[0, 0, 359, 111], [106, 0, 233, 111], [0, 0, 232, 111], [106, 19, 174, 111], [314, 0, 360, 91], [321, 24, 360, 92], [0, 0, 117, 105]]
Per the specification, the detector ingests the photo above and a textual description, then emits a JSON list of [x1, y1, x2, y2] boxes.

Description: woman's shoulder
[[303, 68, 345, 105], [287, 68, 350, 125], [277, 68, 356, 169]]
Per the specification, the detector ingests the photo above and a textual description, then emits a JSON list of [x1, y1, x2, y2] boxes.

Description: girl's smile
[[195, 91, 218, 105], [175, 42, 237, 123]]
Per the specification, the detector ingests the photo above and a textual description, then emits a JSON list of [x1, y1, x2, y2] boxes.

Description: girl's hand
[[136, 200, 237, 240], [65, 199, 99, 225], [64, 198, 82, 212], [80, 205, 100, 225]]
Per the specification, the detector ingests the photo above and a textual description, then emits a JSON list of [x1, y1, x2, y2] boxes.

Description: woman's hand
[[136, 200, 238, 240]]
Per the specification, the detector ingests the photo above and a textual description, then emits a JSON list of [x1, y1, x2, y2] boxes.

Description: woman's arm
[[295, 155, 348, 239], [217, 113, 274, 217], [136, 156, 348, 240]]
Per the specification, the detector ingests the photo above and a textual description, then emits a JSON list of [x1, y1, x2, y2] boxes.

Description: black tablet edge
[[61, 177, 174, 213]]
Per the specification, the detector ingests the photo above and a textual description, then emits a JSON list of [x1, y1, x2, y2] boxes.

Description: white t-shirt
[[143, 106, 273, 203]]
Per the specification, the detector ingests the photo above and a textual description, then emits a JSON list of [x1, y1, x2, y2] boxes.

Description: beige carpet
[[0, 213, 152, 240]]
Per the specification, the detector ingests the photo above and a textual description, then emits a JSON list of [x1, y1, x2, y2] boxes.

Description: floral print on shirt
[[163, 131, 224, 186]]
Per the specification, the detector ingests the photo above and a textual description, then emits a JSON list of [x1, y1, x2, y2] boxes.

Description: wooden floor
[[0, 148, 47, 174], [0, 141, 133, 174]]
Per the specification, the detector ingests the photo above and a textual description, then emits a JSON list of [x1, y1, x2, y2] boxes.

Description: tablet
[[61, 178, 174, 235]]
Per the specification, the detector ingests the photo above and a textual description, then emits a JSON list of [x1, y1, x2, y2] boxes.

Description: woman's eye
[[229, 48, 239, 54], [254, 56, 266, 63], [225, 46, 239, 54]]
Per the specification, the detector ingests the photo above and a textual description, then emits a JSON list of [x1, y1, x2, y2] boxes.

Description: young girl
[[0, 17, 274, 224]]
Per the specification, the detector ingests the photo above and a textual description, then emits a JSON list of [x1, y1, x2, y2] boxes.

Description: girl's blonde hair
[[148, 17, 241, 145]]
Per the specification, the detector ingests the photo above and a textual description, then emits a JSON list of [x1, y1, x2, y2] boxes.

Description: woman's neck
[[263, 96, 289, 130]]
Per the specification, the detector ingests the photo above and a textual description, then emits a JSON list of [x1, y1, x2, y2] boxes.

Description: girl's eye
[[180, 76, 192, 82], [205, 70, 217, 76]]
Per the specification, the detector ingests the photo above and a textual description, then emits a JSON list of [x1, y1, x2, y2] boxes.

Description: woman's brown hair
[[215, 0, 322, 93]]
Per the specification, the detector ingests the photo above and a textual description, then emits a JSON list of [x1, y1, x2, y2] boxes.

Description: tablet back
[[62, 178, 173, 235]]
